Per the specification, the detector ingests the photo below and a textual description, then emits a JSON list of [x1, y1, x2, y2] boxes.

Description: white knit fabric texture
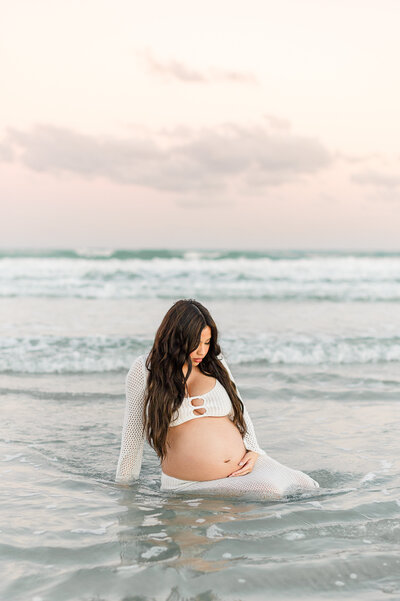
[[160, 453, 320, 499], [115, 352, 266, 483], [115, 355, 147, 483]]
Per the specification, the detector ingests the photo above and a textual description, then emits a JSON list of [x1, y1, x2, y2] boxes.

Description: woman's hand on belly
[[227, 450, 260, 477]]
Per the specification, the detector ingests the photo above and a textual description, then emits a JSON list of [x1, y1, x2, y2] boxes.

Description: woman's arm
[[219, 353, 266, 456], [115, 355, 147, 483]]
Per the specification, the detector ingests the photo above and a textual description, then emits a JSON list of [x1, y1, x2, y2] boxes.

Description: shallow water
[[1, 249, 400, 600], [1, 386, 399, 600]]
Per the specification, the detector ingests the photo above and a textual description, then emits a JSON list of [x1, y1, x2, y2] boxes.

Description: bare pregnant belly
[[161, 416, 247, 481]]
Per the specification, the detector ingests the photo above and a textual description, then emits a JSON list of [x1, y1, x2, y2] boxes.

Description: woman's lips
[[193, 358, 202, 362]]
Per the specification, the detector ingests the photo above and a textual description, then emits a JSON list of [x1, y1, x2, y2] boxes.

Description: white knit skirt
[[160, 453, 320, 500]]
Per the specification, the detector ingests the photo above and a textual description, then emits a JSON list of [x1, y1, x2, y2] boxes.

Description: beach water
[[1, 248, 400, 600]]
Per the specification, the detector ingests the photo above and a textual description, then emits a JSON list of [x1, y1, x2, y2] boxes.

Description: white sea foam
[[3, 253, 400, 302], [141, 546, 165, 559], [3, 330, 400, 373], [206, 524, 224, 539], [360, 472, 376, 484], [285, 531, 306, 541], [70, 528, 107, 535]]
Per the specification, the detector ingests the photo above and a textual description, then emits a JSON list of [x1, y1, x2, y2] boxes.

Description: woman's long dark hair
[[142, 298, 247, 461]]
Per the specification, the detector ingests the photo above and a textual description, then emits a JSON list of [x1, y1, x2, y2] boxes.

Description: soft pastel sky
[[1, 0, 400, 249]]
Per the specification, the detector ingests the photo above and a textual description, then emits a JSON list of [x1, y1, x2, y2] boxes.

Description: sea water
[[0, 248, 399, 600]]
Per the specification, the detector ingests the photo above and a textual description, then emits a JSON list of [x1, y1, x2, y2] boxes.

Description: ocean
[[1, 248, 399, 600]]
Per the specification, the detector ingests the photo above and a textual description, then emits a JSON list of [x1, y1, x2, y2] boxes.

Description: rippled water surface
[[1, 248, 400, 600]]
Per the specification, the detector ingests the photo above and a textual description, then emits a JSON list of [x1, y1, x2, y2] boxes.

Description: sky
[[1, 0, 400, 250]]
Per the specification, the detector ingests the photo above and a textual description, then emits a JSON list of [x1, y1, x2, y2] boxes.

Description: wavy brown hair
[[142, 298, 248, 461]]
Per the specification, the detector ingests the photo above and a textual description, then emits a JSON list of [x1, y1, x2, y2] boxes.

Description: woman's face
[[189, 326, 212, 365]]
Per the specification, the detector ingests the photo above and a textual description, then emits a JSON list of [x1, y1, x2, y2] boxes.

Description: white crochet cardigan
[[115, 353, 266, 483]]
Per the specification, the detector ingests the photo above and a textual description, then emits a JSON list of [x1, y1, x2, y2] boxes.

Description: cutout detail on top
[[191, 398, 205, 406], [191, 397, 206, 415]]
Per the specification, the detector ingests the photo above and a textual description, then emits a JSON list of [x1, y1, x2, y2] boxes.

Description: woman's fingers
[[228, 460, 255, 477], [227, 450, 260, 476], [228, 469, 250, 477], [238, 451, 253, 466]]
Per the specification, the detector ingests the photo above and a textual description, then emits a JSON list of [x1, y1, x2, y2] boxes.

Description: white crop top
[[170, 377, 234, 426], [115, 352, 266, 484]]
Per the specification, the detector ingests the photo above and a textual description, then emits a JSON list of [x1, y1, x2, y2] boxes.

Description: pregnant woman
[[115, 299, 320, 499]]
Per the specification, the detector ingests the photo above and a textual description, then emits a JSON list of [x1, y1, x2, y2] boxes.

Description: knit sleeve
[[115, 355, 147, 483], [219, 354, 266, 456]]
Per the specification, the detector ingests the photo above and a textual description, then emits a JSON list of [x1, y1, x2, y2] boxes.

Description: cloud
[[334, 150, 383, 164], [137, 48, 258, 84], [0, 142, 14, 161], [263, 114, 292, 132], [351, 168, 400, 188], [1, 121, 332, 196]]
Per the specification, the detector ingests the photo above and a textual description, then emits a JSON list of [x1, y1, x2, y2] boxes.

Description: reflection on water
[[116, 483, 268, 573]]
